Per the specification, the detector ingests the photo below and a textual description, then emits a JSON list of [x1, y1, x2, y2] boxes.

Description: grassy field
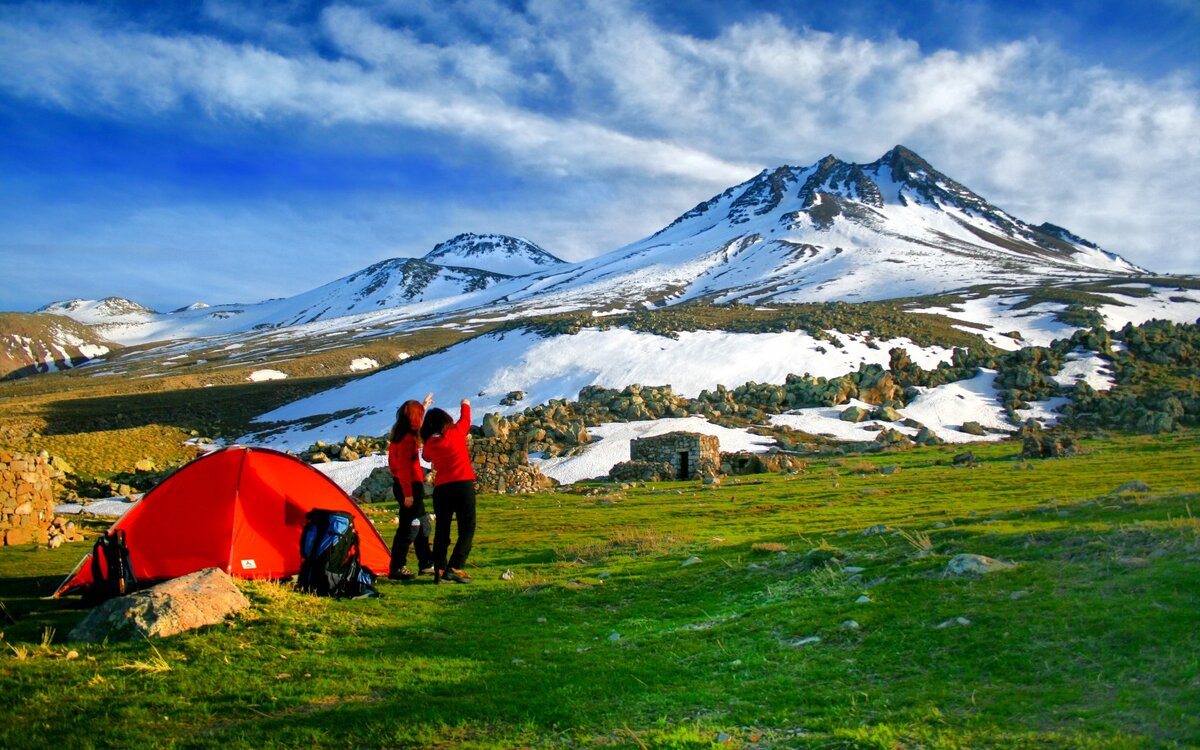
[[1, 432, 1198, 748]]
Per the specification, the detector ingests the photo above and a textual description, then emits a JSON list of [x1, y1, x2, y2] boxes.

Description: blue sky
[[1, 0, 1198, 312]]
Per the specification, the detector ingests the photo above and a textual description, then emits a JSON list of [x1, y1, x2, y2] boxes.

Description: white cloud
[[0, 1, 1197, 275]]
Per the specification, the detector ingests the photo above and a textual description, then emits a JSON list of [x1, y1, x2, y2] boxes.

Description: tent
[[54, 445, 391, 597]]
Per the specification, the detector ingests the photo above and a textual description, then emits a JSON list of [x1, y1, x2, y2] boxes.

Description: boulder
[[915, 427, 943, 446], [133, 459, 157, 473], [840, 406, 869, 423], [873, 406, 902, 422], [944, 553, 1014, 577], [69, 567, 251, 642], [960, 421, 987, 436], [482, 413, 510, 441]]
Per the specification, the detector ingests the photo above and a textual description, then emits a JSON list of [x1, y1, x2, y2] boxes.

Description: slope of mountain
[[496, 146, 1145, 310], [0, 312, 114, 379], [424, 233, 565, 275], [37, 239, 539, 345]]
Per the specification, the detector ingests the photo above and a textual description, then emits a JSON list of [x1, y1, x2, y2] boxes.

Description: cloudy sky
[[1, 0, 1197, 312]]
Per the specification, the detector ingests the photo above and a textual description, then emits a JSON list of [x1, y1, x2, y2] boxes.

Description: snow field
[[533, 417, 776, 485], [246, 327, 956, 451]]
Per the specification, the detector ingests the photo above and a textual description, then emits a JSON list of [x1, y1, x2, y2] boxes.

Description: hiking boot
[[388, 566, 416, 581], [442, 568, 473, 584], [419, 566, 436, 576]]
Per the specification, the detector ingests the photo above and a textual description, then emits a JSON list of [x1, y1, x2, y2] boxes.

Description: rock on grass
[[944, 553, 1014, 577]]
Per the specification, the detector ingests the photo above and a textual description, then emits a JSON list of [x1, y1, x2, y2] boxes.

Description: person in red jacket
[[420, 399, 477, 584], [387, 393, 434, 580]]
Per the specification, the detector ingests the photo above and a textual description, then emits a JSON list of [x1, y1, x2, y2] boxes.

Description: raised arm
[[457, 399, 471, 430]]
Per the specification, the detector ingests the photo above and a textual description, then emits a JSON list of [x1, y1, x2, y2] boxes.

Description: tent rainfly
[[54, 446, 391, 597]]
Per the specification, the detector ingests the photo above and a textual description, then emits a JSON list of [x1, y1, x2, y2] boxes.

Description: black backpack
[[85, 529, 138, 605], [298, 509, 378, 598]]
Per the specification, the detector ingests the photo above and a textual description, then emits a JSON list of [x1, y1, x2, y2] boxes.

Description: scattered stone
[[788, 636, 821, 647], [944, 553, 1014, 577], [511, 658, 525, 665], [1111, 481, 1152, 495], [716, 732, 732, 744], [597, 572, 612, 579], [500, 569, 514, 581], [840, 620, 861, 630], [536, 617, 547, 623], [1010, 590, 1030, 601], [935, 616, 972, 629], [860, 524, 890, 536], [69, 568, 250, 642], [960, 421, 987, 436], [952, 451, 977, 467], [1117, 557, 1149, 567], [843, 566, 866, 574], [855, 595, 871, 604], [880, 465, 902, 475], [681, 556, 702, 567], [607, 632, 622, 641]]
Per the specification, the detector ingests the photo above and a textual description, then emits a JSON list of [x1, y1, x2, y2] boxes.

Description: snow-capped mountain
[[424, 233, 565, 276], [35, 237, 543, 345], [26, 147, 1151, 350], [0, 312, 114, 379], [495, 146, 1145, 309]]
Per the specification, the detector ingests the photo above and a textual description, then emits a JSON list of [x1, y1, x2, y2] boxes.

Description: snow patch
[[350, 357, 380, 372], [534, 417, 775, 485], [248, 369, 288, 382]]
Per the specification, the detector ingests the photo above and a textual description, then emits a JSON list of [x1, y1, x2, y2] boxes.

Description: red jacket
[[388, 433, 423, 489], [422, 404, 476, 486]]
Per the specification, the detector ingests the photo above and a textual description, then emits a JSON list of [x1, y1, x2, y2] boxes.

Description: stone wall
[[627, 432, 720, 481], [469, 436, 555, 494], [721, 451, 807, 476], [0, 449, 79, 547]]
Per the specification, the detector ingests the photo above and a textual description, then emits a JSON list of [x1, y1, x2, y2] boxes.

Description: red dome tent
[[54, 446, 391, 597]]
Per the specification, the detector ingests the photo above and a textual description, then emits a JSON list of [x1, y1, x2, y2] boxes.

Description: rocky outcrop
[[68, 567, 251, 642]]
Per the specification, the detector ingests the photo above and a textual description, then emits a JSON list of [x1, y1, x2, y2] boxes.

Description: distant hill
[[0, 312, 115, 379]]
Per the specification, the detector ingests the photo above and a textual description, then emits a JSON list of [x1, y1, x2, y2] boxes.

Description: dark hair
[[419, 407, 454, 443], [389, 400, 425, 443]]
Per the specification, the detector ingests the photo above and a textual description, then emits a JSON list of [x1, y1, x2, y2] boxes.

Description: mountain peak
[[424, 233, 565, 276]]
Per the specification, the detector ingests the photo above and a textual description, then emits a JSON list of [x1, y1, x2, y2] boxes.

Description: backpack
[[85, 529, 138, 605], [298, 509, 378, 598]]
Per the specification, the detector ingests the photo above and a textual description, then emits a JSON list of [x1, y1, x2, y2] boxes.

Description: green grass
[[1, 432, 1198, 748]]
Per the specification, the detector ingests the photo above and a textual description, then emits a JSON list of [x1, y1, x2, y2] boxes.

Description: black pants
[[390, 479, 431, 572], [432, 480, 476, 572]]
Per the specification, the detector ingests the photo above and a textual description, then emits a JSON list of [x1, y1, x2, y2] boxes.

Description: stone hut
[[629, 432, 720, 481]]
